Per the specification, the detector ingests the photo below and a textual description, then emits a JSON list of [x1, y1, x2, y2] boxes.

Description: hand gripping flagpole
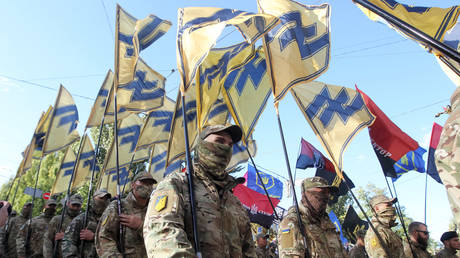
[[53, 132, 86, 258], [245, 148, 280, 220], [341, 172, 391, 257], [121, 153, 137, 195], [353, 0, 460, 63], [25, 156, 44, 252], [181, 91, 202, 258], [275, 107, 310, 258]]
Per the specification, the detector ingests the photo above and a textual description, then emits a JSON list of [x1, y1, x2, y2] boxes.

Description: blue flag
[[328, 210, 348, 245], [245, 164, 283, 199]]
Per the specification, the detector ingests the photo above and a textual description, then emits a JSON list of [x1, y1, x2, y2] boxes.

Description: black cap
[[440, 231, 458, 242], [200, 124, 242, 143]]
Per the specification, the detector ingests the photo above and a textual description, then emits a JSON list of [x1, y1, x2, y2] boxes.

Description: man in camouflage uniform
[[16, 199, 57, 258], [144, 124, 257, 257], [436, 231, 460, 258], [403, 222, 432, 258], [277, 176, 347, 258], [62, 189, 111, 258], [435, 86, 460, 227], [349, 230, 368, 258], [364, 194, 403, 258], [96, 171, 155, 257], [0, 202, 31, 257], [43, 194, 82, 258], [255, 233, 277, 258]]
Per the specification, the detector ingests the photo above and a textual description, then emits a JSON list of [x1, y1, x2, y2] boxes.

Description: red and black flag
[[427, 123, 443, 184], [296, 138, 335, 172]]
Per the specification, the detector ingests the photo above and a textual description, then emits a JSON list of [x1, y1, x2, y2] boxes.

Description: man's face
[[375, 202, 392, 212], [132, 179, 154, 200], [445, 236, 460, 250], [67, 202, 81, 212], [22, 204, 32, 215], [257, 237, 267, 248], [204, 131, 233, 146], [415, 225, 429, 248], [304, 187, 330, 213]]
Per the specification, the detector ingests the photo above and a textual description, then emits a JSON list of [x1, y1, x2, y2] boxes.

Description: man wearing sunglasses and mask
[[277, 176, 347, 257], [62, 189, 111, 258], [96, 171, 156, 257], [364, 194, 404, 258], [144, 124, 256, 257]]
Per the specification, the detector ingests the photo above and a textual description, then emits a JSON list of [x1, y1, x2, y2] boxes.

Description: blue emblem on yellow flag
[[258, 0, 331, 103], [51, 146, 78, 195], [118, 58, 165, 113], [227, 138, 257, 171], [166, 84, 197, 167], [205, 98, 229, 127], [116, 5, 171, 85], [291, 82, 375, 177], [222, 47, 272, 143], [196, 42, 255, 130], [137, 97, 176, 150], [73, 135, 98, 190], [43, 85, 80, 154], [86, 70, 114, 128], [103, 114, 150, 172], [148, 143, 183, 184], [97, 166, 132, 197], [176, 7, 279, 92]]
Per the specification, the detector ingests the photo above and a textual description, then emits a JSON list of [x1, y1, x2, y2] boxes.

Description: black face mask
[[134, 184, 153, 199], [305, 191, 329, 214], [92, 198, 109, 216], [44, 207, 56, 217], [67, 207, 80, 218]]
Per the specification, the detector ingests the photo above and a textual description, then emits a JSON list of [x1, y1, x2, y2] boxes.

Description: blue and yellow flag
[[43, 85, 80, 155], [103, 114, 150, 172], [137, 97, 176, 150], [222, 47, 272, 143], [196, 42, 255, 130], [258, 0, 331, 104], [148, 143, 183, 184], [166, 84, 197, 167], [227, 138, 257, 171], [86, 70, 114, 128], [73, 134, 98, 189], [205, 97, 229, 127], [97, 165, 132, 197], [117, 58, 165, 113], [176, 7, 279, 92], [51, 146, 77, 195], [116, 5, 171, 85], [291, 82, 375, 178], [23, 106, 53, 172], [105, 84, 130, 123]]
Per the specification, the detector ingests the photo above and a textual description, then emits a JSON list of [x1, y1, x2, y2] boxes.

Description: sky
[[0, 0, 457, 244]]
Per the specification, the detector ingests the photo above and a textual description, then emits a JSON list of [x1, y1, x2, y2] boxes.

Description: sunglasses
[[417, 230, 430, 235]]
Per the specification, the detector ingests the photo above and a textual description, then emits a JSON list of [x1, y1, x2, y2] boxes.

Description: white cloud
[[0, 76, 21, 92]]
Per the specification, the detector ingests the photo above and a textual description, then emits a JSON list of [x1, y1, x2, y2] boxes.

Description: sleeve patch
[[148, 189, 177, 216], [154, 195, 168, 212], [279, 227, 294, 248], [371, 237, 378, 247]]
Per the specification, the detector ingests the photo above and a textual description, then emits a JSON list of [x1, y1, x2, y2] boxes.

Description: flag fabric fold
[[43, 85, 80, 155], [328, 211, 348, 245], [51, 147, 77, 195], [73, 134, 98, 189], [427, 123, 443, 184], [291, 82, 375, 177], [148, 143, 183, 184], [245, 164, 283, 199], [258, 0, 331, 103], [296, 138, 335, 172], [315, 167, 355, 204], [86, 70, 114, 128], [342, 205, 369, 244], [227, 138, 257, 171]]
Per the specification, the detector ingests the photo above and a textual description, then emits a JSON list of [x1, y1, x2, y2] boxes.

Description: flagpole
[[353, 0, 460, 63], [25, 156, 44, 251], [181, 92, 202, 258], [390, 180, 415, 256], [424, 170, 428, 224], [275, 107, 309, 257], [121, 153, 137, 195], [245, 148, 279, 220], [4, 177, 15, 201], [53, 132, 86, 258], [10, 176, 22, 209], [341, 172, 391, 257]]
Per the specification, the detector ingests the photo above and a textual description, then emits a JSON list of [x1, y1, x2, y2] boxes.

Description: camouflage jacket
[[43, 211, 80, 258], [256, 245, 278, 258], [403, 239, 432, 258], [277, 205, 348, 258], [435, 86, 460, 227], [435, 247, 457, 258], [143, 169, 257, 258], [62, 210, 101, 258], [364, 219, 404, 258], [95, 192, 147, 258], [16, 213, 53, 257], [0, 213, 27, 257], [349, 245, 368, 258]]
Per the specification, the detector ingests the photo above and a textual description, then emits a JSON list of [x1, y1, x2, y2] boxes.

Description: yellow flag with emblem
[[42, 85, 80, 155], [221, 47, 272, 143], [148, 143, 183, 184], [86, 70, 114, 128], [105, 84, 131, 123], [166, 84, 197, 167], [290, 82, 375, 178], [137, 96, 176, 150], [176, 7, 279, 92], [116, 5, 171, 85], [72, 134, 97, 190], [227, 138, 257, 171], [102, 114, 150, 172], [258, 0, 331, 104], [23, 106, 53, 173], [117, 58, 166, 113], [196, 42, 255, 130], [204, 97, 230, 128], [97, 164, 132, 197], [51, 146, 78, 195]]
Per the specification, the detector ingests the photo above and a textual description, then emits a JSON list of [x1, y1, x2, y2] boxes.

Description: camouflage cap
[[301, 176, 338, 193], [132, 171, 157, 184], [69, 194, 83, 205], [93, 189, 111, 199], [200, 124, 242, 143], [369, 194, 397, 207], [46, 198, 57, 206]]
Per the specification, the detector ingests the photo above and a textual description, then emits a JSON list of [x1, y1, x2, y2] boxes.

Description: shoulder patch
[[101, 216, 108, 226], [154, 195, 167, 212], [371, 237, 378, 247]]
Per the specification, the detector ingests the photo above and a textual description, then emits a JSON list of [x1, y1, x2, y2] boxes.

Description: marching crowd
[[0, 124, 458, 257]]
